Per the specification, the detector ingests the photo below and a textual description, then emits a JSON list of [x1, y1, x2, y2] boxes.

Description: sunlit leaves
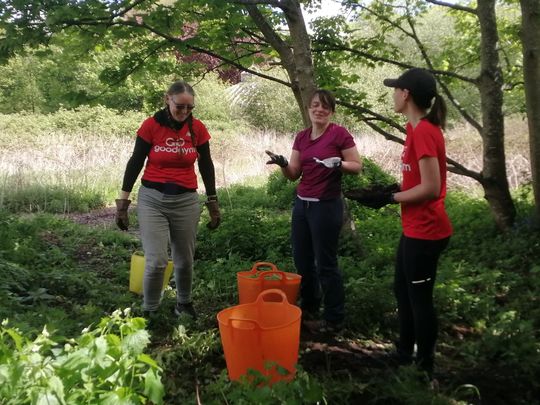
[[0, 310, 164, 404]]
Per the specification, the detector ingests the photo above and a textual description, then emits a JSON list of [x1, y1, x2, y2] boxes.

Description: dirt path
[[63, 206, 140, 237]]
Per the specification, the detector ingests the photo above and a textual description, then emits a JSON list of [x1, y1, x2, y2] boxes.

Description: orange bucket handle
[[260, 271, 286, 283], [255, 289, 288, 304], [249, 262, 278, 274], [227, 317, 259, 330]]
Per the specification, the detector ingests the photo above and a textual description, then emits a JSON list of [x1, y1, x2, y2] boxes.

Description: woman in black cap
[[346, 68, 452, 380]]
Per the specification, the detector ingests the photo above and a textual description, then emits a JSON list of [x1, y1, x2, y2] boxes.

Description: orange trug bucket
[[217, 289, 302, 383], [237, 262, 301, 305]]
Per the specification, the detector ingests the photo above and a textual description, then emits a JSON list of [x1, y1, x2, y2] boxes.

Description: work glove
[[205, 198, 221, 230], [265, 150, 288, 168], [115, 199, 131, 230], [343, 183, 400, 209], [313, 156, 342, 169]]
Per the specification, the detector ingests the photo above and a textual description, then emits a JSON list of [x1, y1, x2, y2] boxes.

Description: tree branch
[[231, 0, 287, 9], [313, 39, 476, 84], [244, 4, 293, 64], [112, 0, 148, 19], [339, 99, 482, 181], [425, 0, 477, 15]]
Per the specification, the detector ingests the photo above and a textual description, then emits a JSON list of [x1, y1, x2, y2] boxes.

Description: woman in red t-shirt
[[346, 68, 452, 380], [115, 81, 220, 321]]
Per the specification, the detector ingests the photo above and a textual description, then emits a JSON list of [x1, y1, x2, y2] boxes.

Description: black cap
[[383, 68, 437, 108]]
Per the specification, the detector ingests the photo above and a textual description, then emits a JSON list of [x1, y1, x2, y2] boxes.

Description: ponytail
[[424, 94, 447, 130]]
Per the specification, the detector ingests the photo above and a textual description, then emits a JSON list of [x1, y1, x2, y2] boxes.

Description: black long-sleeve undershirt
[[121, 135, 216, 196]]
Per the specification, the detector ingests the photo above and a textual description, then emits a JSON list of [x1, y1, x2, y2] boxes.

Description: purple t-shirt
[[292, 123, 356, 199]]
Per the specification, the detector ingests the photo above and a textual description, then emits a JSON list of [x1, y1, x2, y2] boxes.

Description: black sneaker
[[142, 310, 159, 328], [302, 319, 343, 334], [385, 350, 414, 367], [174, 302, 197, 320]]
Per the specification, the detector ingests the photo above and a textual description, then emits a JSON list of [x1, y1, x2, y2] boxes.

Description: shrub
[[0, 310, 164, 404]]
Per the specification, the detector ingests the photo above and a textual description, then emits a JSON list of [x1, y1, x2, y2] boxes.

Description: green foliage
[[201, 366, 324, 404], [368, 366, 455, 405], [343, 156, 397, 191], [197, 207, 291, 262], [463, 311, 539, 376], [0, 106, 144, 138], [0, 310, 164, 404], [0, 213, 138, 335], [265, 170, 298, 210]]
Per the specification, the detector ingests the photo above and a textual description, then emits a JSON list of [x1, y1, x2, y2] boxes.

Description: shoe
[[302, 319, 343, 334], [385, 350, 414, 367], [174, 302, 197, 320], [142, 310, 159, 328], [301, 309, 320, 322], [429, 378, 440, 393]]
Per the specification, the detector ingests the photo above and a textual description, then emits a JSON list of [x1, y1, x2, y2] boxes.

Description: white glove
[[313, 157, 342, 169]]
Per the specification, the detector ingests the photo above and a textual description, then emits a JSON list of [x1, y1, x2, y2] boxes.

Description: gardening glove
[[343, 183, 400, 209], [205, 198, 221, 230], [313, 156, 342, 169], [265, 150, 288, 168], [115, 199, 131, 230]]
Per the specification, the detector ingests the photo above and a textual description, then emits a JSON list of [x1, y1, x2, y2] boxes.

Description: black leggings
[[394, 234, 450, 376]]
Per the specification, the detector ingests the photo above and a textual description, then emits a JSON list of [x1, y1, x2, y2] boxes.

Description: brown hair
[[422, 93, 447, 130], [309, 89, 336, 112], [167, 81, 195, 96]]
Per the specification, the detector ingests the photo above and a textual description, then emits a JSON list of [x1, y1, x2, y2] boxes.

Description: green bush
[[201, 366, 324, 404], [0, 310, 164, 404], [196, 207, 291, 262], [0, 107, 144, 138], [265, 171, 298, 210]]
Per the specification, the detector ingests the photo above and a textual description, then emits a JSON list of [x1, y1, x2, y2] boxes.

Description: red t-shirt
[[401, 119, 452, 240], [137, 117, 211, 189], [293, 123, 356, 199]]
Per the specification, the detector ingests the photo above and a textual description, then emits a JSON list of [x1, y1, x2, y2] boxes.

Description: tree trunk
[[244, 0, 315, 126], [477, 0, 516, 230], [520, 0, 540, 223], [281, 0, 317, 127]]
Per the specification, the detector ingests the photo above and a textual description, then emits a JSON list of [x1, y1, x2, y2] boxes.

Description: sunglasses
[[169, 98, 195, 111]]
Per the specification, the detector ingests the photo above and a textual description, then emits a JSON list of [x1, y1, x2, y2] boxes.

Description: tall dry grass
[[0, 114, 531, 212]]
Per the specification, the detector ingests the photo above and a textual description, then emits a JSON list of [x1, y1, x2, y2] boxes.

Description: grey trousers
[[137, 185, 201, 311]]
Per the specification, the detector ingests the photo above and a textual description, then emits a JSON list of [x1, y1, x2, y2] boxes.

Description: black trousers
[[394, 234, 450, 376], [291, 197, 345, 323]]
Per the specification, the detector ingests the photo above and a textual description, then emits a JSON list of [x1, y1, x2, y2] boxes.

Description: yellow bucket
[[129, 252, 174, 295]]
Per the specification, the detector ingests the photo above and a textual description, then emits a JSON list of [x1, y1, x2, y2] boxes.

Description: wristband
[[207, 195, 218, 201]]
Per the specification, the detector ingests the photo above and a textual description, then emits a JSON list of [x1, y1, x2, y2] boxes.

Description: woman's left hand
[[205, 199, 221, 229], [313, 156, 342, 168]]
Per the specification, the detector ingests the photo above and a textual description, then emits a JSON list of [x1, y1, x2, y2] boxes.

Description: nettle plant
[[0, 309, 164, 404]]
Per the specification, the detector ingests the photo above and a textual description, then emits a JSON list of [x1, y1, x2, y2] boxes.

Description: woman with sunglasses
[[116, 80, 220, 320]]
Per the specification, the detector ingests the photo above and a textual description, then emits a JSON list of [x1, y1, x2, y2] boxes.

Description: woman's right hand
[[265, 150, 288, 168], [115, 199, 131, 230]]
